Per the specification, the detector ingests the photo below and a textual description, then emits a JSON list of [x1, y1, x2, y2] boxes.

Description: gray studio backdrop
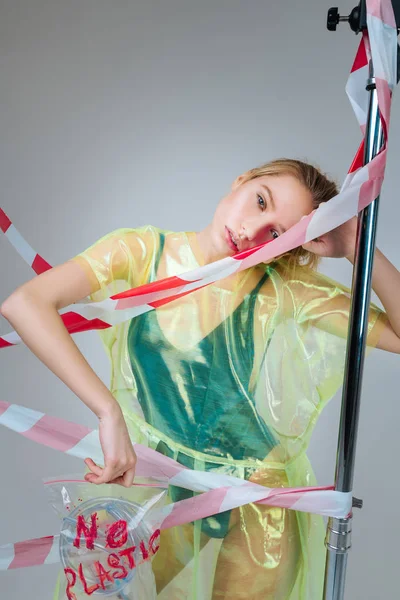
[[0, 1, 399, 598]]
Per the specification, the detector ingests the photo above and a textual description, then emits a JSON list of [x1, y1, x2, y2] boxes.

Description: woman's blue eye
[[258, 194, 278, 238]]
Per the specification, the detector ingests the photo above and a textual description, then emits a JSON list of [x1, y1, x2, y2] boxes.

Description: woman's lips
[[225, 226, 238, 252]]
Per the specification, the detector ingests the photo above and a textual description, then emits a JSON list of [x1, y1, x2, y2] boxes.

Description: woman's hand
[[302, 215, 358, 260], [84, 405, 137, 488]]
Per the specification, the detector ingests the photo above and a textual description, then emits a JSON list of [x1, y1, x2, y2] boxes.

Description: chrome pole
[[322, 58, 384, 600]]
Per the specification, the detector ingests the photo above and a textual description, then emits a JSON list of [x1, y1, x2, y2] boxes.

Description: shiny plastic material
[[46, 475, 167, 599], [65, 225, 387, 599]]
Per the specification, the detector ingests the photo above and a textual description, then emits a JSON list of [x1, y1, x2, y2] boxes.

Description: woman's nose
[[240, 221, 269, 242]]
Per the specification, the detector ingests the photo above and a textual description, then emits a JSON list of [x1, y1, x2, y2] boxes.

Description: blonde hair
[[237, 158, 339, 272]]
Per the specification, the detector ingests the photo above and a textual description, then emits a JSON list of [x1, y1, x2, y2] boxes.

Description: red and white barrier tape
[[0, 0, 396, 573], [0, 3, 397, 349], [0, 400, 349, 570]]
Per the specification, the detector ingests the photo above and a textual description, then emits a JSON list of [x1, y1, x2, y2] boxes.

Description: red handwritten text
[[64, 511, 161, 597]]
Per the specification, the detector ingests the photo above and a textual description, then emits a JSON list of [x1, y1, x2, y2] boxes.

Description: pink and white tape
[[0, 3, 397, 349], [0, 400, 349, 570], [0, 0, 397, 573]]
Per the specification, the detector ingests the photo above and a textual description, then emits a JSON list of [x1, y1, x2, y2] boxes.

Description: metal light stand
[[323, 3, 400, 599]]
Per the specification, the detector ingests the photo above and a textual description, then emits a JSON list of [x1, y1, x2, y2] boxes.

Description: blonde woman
[[2, 159, 399, 599]]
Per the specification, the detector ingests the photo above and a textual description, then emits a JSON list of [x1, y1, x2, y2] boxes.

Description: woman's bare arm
[[0, 260, 116, 417], [346, 248, 400, 354], [0, 259, 137, 486], [302, 216, 400, 353]]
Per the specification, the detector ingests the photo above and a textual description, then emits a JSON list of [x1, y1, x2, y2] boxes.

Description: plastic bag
[[44, 474, 168, 599]]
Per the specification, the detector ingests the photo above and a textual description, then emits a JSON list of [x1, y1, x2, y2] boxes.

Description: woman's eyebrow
[[260, 183, 286, 233]]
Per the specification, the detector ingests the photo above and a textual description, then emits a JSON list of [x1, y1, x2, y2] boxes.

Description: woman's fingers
[[84, 458, 106, 482], [83, 457, 134, 487], [87, 464, 116, 485], [121, 467, 136, 488], [302, 238, 328, 256], [84, 457, 102, 474]]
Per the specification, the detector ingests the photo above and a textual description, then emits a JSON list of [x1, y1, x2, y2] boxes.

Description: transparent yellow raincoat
[[54, 224, 387, 599]]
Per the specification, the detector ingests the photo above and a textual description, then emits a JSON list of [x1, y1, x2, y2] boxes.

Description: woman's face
[[209, 173, 314, 257]]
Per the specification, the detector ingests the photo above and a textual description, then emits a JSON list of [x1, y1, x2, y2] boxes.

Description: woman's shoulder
[[264, 259, 348, 291], [255, 261, 351, 318], [106, 223, 174, 239], [71, 224, 180, 276], [97, 223, 180, 252]]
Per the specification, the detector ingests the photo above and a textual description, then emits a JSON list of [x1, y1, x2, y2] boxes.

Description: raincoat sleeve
[[253, 265, 389, 461], [281, 267, 389, 414], [69, 225, 159, 302], [286, 266, 389, 348], [66, 225, 161, 408]]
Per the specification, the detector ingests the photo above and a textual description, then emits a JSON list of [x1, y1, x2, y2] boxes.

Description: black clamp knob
[[327, 6, 363, 33], [352, 496, 363, 509], [327, 7, 340, 31]]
